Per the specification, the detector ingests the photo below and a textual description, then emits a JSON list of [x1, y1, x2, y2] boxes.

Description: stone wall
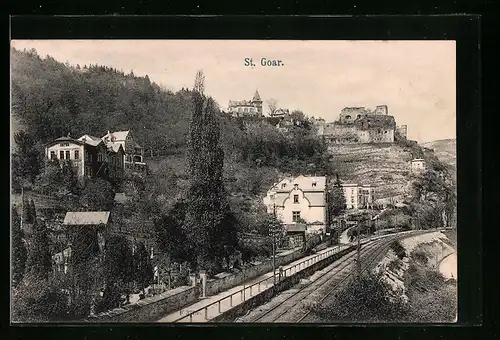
[[206, 247, 304, 296], [86, 285, 199, 323], [210, 245, 356, 322]]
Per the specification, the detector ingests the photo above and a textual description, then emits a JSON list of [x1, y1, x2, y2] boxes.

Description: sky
[[11, 40, 456, 143]]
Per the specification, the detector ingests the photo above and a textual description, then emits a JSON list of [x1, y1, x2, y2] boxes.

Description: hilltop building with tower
[[228, 90, 263, 118]]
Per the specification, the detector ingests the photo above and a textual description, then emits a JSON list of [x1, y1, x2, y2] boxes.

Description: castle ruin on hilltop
[[314, 105, 408, 144]]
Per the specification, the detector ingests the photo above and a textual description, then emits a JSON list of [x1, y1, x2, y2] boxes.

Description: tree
[[99, 235, 134, 311], [79, 178, 115, 211], [22, 194, 32, 224], [193, 69, 205, 94], [266, 98, 278, 116], [12, 207, 27, 287], [11, 275, 71, 322], [133, 242, 154, 296], [29, 199, 37, 223], [12, 130, 42, 185], [328, 175, 347, 225], [155, 200, 190, 264], [290, 110, 306, 122], [24, 219, 51, 280], [183, 70, 238, 271]]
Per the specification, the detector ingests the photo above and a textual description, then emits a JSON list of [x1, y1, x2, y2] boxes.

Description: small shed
[[63, 211, 111, 252]]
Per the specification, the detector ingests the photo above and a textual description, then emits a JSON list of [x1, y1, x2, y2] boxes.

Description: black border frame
[[7, 15, 482, 340]]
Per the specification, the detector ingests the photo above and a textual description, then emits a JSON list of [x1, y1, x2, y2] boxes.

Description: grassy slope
[[328, 143, 415, 199], [421, 139, 456, 168]]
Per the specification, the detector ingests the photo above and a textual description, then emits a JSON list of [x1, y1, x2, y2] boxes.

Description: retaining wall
[[206, 247, 304, 296], [210, 245, 356, 322], [86, 285, 199, 323]]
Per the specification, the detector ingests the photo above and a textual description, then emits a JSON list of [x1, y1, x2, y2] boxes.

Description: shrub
[[390, 241, 406, 260], [309, 273, 409, 322]]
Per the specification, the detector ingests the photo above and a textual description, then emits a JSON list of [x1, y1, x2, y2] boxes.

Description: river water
[[439, 252, 457, 279]]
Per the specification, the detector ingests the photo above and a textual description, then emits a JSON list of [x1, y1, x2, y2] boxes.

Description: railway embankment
[[308, 229, 457, 323]]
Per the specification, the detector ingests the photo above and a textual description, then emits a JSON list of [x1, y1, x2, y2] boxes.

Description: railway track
[[243, 231, 426, 323]]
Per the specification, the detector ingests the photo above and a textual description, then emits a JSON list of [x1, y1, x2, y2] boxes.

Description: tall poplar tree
[[12, 207, 27, 287], [183, 70, 238, 271]]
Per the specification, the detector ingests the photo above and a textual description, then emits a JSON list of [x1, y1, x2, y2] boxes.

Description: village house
[[263, 175, 328, 235], [51, 211, 111, 275], [342, 183, 376, 210], [102, 130, 147, 175], [44, 129, 146, 183], [228, 90, 263, 118], [410, 158, 427, 173]]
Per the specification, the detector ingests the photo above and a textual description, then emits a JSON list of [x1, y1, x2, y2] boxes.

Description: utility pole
[[20, 187, 24, 231], [272, 203, 277, 287], [357, 221, 361, 279]]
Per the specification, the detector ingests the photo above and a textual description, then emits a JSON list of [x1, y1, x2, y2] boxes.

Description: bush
[[411, 249, 428, 265], [390, 241, 406, 260], [11, 275, 73, 322], [309, 273, 409, 322]]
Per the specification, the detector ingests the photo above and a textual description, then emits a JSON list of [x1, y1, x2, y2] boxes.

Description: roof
[[108, 144, 124, 153], [63, 211, 110, 226], [46, 136, 84, 146], [78, 134, 103, 147], [273, 175, 326, 192], [102, 130, 130, 142], [252, 90, 262, 102], [114, 193, 128, 204]]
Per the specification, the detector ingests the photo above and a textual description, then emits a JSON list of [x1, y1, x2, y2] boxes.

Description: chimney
[[67, 132, 71, 138]]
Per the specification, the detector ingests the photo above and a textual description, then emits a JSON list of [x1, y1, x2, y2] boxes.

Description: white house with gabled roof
[[263, 175, 328, 234], [102, 130, 146, 174]]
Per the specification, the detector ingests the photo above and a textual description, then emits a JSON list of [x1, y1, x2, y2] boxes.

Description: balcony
[[125, 161, 147, 173]]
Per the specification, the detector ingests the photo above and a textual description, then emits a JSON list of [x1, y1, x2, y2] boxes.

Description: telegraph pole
[[272, 203, 277, 286], [357, 221, 361, 279], [20, 187, 24, 231]]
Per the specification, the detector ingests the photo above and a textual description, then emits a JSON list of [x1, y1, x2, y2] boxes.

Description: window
[[282, 183, 286, 189], [60, 151, 64, 159], [244, 108, 249, 113], [65, 151, 70, 160], [74, 150, 79, 160], [84, 151, 89, 162], [59, 143, 69, 147], [378, 129, 382, 133], [312, 182, 317, 187], [292, 211, 301, 222], [50, 151, 56, 160], [345, 115, 351, 120], [293, 195, 299, 203], [384, 130, 387, 134], [357, 115, 361, 119]]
